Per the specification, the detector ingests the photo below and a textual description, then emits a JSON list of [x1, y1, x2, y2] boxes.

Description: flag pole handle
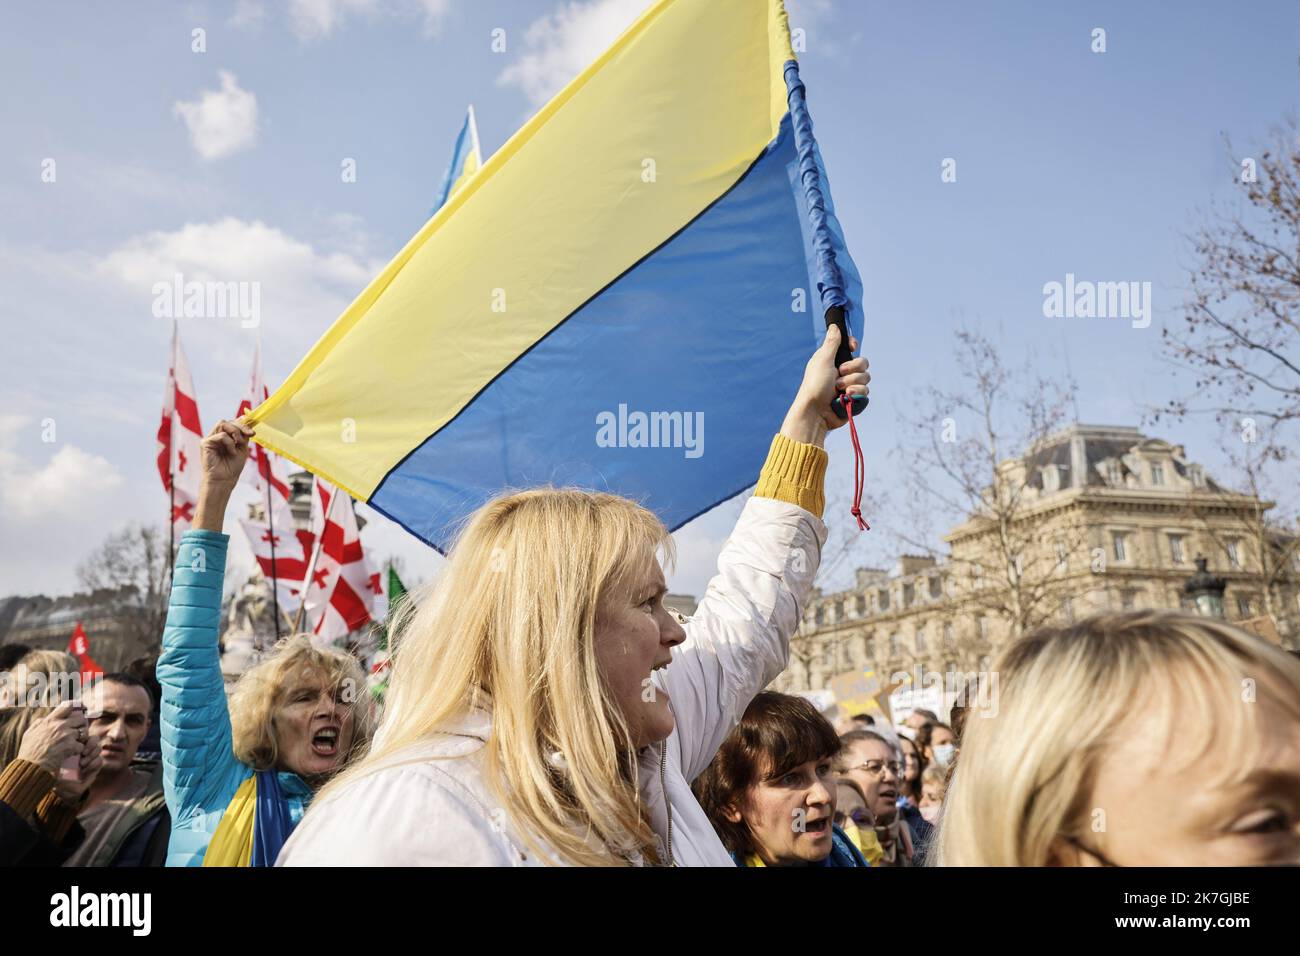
[[826, 305, 867, 420]]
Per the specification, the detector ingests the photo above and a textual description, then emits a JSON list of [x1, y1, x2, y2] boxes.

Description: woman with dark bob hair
[[694, 691, 868, 867]]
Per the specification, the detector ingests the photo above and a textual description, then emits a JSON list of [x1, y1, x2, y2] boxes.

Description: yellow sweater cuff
[[754, 433, 828, 518]]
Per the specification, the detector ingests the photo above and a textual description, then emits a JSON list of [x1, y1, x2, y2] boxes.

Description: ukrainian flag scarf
[[203, 770, 296, 867]]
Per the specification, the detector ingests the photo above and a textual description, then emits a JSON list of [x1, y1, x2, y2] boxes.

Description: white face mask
[[931, 743, 956, 768], [919, 804, 941, 823]]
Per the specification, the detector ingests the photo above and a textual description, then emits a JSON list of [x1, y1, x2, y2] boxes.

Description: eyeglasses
[[835, 809, 874, 829], [848, 760, 902, 778]]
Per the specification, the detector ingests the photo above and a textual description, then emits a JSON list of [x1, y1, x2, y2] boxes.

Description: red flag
[[157, 323, 204, 532], [67, 622, 105, 680]]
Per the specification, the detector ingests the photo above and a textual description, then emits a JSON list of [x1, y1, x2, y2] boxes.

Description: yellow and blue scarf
[[203, 771, 297, 867]]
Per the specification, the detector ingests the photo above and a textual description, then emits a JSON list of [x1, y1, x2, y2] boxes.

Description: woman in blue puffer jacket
[[158, 420, 373, 866]]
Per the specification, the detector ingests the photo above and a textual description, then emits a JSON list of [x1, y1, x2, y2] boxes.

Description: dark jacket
[[899, 803, 934, 866], [0, 759, 85, 866]]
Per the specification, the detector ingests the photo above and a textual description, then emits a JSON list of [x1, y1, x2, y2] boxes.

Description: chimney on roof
[[1069, 430, 1087, 488]]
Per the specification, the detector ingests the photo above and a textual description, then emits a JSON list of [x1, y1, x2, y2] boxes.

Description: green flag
[[382, 565, 408, 651]]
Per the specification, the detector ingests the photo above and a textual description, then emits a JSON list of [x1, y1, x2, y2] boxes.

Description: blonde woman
[[158, 421, 375, 866], [278, 325, 870, 866], [935, 611, 1300, 866]]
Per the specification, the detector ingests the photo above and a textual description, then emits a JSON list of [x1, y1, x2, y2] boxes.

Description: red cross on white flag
[[156, 323, 204, 533], [304, 479, 376, 647]]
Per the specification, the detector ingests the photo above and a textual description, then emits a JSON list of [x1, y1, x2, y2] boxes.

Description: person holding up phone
[[0, 700, 103, 865]]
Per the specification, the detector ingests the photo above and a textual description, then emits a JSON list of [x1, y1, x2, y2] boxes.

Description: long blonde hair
[[318, 487, 673, 867], [228, 635, 374, 774], [935, 610, 1300, 866]]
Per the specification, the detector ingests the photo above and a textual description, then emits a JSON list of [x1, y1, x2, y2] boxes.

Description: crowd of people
[[3, 329, 1299, 867]]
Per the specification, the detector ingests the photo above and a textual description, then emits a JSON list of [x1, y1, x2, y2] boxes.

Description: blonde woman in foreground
[[278, 326, 869, 866], [934, 611, 1300, 866]]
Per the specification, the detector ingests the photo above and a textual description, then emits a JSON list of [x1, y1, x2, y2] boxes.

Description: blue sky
[[1, 0, 1297, 600]]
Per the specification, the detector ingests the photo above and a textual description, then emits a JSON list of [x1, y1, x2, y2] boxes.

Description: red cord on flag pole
[[839, 392, 869, 531]]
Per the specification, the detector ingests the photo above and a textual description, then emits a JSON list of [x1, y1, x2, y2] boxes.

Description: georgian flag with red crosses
[[155, 325, 204, 532], [236, 338, 295, 531], [306, 479, 378, 647]]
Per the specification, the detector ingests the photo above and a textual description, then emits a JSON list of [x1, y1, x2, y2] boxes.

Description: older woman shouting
[[158, 421, 374, 866]]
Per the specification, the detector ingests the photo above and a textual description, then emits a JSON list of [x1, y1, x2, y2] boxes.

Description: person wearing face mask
[[157, 421, 376, 866], [917, 765, 947, 825], [935, 611, 1300, 866], [837, 724, 935, 866], [923, 722, 957, 770], [278, 330, 871, 866], [834, 777, 883, 865], [693, 692, 868, 867]]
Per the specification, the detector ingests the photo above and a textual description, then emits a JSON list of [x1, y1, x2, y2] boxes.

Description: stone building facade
[[772, 424, 1300, 696]]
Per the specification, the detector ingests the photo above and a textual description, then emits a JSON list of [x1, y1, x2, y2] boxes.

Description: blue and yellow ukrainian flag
[[248, 0, 862, 551], [431, 105, 482, 215]]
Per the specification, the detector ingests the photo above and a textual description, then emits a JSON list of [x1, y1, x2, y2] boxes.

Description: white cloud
[[95, 217, 376, 294], [497, 0, 651, 108], [92, 218, 383, 360], [0, 416, 123, 521], [172, 71, 259, 161]]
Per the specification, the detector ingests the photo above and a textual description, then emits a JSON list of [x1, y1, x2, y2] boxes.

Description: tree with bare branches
[[1163, 119, 1300, 438], [75, 523, 172, 658], [894, 329, 1083, 638]]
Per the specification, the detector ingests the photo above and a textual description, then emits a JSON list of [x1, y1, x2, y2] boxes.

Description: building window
[[1168, 534, 1185, 565], [915, 628, 927, 654], [977, 617, 988, 641], [1226, 539, 1242, 569], [1112, 532, 1128, 562], [943, 623, 954, 650], [834, 600, 844, 622], [903, 583, 915, 607], [864, 636, 876, 660], [1150, 462, 1165, 486], [888, 633, 900, 657], [1236, 596, 1252, 617], [877, 589, 890, 612], [1121, 590, 1136, 610], [815, 606, 825, 627], [929, 576, 942, 599], [821, 642, 832, 667], [972, 563, 984, 588], [855, 595, 866, 616], [1055, 541, 1068, 572]]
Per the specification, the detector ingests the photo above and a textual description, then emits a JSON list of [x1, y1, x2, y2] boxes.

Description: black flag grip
[[825, 305, 868, 419]]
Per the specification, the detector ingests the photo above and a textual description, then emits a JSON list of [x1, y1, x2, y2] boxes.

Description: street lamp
[[1184, 556, 1227, 618]]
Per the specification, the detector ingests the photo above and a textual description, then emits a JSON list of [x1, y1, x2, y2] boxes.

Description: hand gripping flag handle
[[826, 305, 868, 419]]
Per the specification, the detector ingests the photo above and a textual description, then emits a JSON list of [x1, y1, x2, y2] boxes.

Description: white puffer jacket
[[277, 495, 825, 866]]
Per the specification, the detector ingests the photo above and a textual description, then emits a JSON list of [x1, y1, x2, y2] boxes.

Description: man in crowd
[[62, 673, 169, 867]]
